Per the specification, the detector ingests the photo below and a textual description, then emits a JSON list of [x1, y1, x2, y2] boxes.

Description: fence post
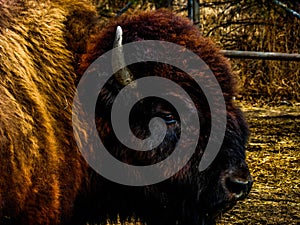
[[188, 0, 200, 25], [193, 0, 200, 25]]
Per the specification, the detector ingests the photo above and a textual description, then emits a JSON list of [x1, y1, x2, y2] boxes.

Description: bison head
[[75, 9, 252, 225]]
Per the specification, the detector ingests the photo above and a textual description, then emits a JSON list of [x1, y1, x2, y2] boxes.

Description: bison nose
[[223, 162, 253, 199], [224, 176, 253, 199]]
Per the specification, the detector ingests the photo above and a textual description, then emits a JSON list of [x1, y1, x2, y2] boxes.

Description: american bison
[[0, 1, 252, 225], [75, 9, 253, 225]]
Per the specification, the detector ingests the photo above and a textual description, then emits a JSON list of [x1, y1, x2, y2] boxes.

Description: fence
[[220, 50, 300, 61]]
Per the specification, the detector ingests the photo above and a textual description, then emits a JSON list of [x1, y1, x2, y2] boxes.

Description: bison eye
[[159, 112, 177, 125]]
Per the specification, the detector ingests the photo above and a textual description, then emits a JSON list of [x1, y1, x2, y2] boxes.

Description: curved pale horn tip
[[115, 26, 123, 46]]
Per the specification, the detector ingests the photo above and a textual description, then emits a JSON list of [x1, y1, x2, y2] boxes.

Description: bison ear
[[112, 26, 135, 86]]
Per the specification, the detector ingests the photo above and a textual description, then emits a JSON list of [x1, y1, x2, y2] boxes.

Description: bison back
[[0, 0, 98, 224]]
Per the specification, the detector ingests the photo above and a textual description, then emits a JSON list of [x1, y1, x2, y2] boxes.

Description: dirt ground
[[105, 103, 300, 225], [219, 102, 300, 225]]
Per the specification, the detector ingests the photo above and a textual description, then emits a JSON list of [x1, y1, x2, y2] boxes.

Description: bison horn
[[112, 26, 135, 86]]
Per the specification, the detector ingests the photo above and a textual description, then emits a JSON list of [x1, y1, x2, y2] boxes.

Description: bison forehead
[[79, 10, 236, 103]]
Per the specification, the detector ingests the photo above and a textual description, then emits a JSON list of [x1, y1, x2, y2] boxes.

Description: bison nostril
[[225, 177, 252, 198]]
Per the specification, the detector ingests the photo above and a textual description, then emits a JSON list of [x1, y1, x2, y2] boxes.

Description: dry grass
[[199, 0, 300, 103], [219, 102, 300, 224]]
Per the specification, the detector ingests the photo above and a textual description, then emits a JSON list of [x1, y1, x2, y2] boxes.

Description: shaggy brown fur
[[1, 3, 251, 224], [79, 9, 236, 104], [76, 9, 251, 225], [0, 0, 98, 224]]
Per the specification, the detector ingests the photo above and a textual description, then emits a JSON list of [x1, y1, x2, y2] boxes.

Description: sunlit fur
[[0, 0, 98, 224]]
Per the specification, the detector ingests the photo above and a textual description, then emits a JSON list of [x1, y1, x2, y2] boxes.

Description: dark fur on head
[[76, 9, 252, 225]]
